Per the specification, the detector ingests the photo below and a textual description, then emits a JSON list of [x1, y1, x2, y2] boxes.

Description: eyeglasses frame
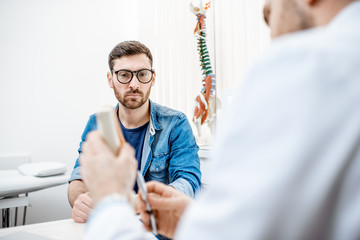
[[112, 68, 154, 84]]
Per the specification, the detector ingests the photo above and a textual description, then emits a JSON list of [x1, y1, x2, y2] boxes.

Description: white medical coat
[[86, 2, 360, 239]]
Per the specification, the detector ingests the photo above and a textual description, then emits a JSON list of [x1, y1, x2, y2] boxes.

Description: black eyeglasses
[[112, 69, 154, 84]]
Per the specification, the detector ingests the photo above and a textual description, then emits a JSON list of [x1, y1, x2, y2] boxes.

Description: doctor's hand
[[79, 131, 137, 206], [139, 181, 192, 239], [72, 192, 93, 223]]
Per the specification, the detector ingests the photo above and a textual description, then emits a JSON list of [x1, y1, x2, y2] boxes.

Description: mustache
[[125, 89, 143, 95]]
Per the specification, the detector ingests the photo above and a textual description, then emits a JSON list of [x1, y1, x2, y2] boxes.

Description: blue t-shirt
[[119, 120, 149, 170], [119, 120, 149, 193]]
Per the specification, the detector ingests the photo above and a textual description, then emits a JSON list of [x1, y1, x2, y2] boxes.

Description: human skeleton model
[[190, 0, 217, 136]]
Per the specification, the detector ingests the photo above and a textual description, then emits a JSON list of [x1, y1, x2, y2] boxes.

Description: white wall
[[0, 0, 270, 224], [0, 0, 139, 224], [215, 0, 270, 92]]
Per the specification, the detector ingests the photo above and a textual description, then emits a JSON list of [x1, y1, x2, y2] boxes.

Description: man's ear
[[151, 70, 156, 87], [107, 71, 114, 89]]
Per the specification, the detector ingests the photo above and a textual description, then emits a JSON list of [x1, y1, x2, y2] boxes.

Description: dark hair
[[108, 41, 153, 71]]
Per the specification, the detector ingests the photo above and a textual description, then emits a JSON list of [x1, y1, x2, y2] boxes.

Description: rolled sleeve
[[169, 178, 195, 198], [68, 166, 82, 183]]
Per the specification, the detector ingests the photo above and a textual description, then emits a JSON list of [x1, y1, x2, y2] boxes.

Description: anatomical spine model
[[190, 0, 218, 136]]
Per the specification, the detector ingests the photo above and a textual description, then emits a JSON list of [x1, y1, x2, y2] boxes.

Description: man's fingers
[[82, 192, 94, 208], [72, 214, 86, 223], [72, 208, 88, 221], [79, 201, 92, 215], [72, 204, 89, 223], [73, 204, 91, 217], [71, 192, 94, 223], [76, 192, 93, 208], [73, 193, 93, 214]]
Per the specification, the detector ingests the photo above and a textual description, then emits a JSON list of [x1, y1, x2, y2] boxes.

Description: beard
[[113, 87, 151, 109], [272, 0, 314, 38], [292, 0, 314, 30]]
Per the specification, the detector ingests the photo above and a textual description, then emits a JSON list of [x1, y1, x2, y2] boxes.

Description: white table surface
[[0, 219, 84, 240], [0, 170, 69, 198]]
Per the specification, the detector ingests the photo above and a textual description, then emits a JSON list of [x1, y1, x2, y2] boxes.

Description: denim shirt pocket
[[147, 153, 170, 184]]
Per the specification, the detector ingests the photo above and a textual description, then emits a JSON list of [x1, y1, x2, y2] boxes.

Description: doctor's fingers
[[79, 142, 95, 170], [116, 143, 138, 173], [146, 181, 176, 198], [134, 194, 145, 214], [80, 141, 112, 171], [117, 143, 136, 162], [80, 139, 96, 156], [147, 193, 180, 211], [84, 131, 112, 155], [140, 211, 150, 224], [140, 212, 153, 233]]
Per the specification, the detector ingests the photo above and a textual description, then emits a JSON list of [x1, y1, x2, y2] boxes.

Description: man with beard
[[68, 41, 201, 224], [80, 0, 360, 239]]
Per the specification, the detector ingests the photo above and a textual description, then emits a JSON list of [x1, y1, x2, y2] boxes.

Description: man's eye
[[118, 72, 130, 78]]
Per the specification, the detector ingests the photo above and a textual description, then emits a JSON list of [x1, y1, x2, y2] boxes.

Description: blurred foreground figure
[[81, 0, 360, 239]]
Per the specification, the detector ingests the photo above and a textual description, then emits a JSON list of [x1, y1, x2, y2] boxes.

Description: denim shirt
[[69, 100, 201, 198]]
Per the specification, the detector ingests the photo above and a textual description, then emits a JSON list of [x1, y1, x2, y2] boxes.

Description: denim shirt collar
[[149, 99, 163, 135], [114, 99, 161, 136]]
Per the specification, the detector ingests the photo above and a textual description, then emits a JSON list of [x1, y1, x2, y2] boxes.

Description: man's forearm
[[68, 180, 88, 207]]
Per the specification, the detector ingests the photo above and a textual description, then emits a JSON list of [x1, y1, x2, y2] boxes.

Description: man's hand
[[79, 131, 137, 205], [72, 192, 93, 223], [138, 181, 192, 239]]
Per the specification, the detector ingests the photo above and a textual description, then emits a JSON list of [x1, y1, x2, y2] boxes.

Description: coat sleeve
[[85, 197, 157, 240]]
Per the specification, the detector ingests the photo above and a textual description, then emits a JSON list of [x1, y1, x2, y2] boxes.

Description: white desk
[[0, 170, 69, 228], [0, 219, 84, 240], [0, 170, 69, 198]]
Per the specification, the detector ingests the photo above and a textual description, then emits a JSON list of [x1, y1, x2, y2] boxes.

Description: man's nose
[[129, 74, 141, 89]]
